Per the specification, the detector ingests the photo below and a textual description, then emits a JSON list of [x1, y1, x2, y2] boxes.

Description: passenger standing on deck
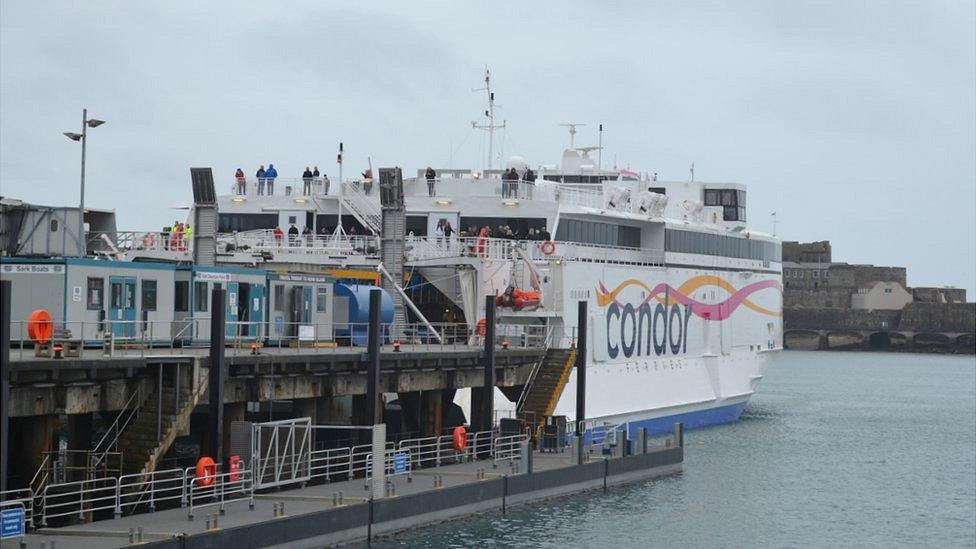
[[265, 164, 278, 195], [435, 221, 445, 248], [302, 225, 313, 246], [541, 226, 551, 241], [523, 167, 536, 199], [288, 223, 299, 246], [256, 165, 266, 195], [302, 167, 313, 195], [235, 168, 246, 195], [312, 166, 321, 194], [425, 166, 436, 196], [273, 226, 284, 246]]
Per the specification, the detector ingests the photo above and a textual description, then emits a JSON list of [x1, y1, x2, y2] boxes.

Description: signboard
[[298, 325, 315, 342], [275, 273, 329, 283], [194, 271, 232, 283], [72, 286, 82, 302], [394, 452, 408, 474], [0, 263, 64, 275], [1, 507, 25, 540]]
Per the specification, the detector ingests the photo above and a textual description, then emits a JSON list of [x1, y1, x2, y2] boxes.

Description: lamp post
[[64, 109, 106, 255]]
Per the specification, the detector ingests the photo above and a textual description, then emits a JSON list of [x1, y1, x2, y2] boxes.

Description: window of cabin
[[274, 285, 285, 311], [175, 281, 189, 312], [87, 277, 104, 310], [316, 286, 328, 312], [142, 280, 157, 311], [193, 281, 209, 312]]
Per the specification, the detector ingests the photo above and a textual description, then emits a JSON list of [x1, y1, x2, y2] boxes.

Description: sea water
[[377, 351, 976, 548]]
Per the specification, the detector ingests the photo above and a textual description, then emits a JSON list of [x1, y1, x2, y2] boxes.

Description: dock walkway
[[5, 442, 683, 548]]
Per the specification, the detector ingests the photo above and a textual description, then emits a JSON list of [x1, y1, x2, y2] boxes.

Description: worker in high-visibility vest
[[183, 224, 192, 251]]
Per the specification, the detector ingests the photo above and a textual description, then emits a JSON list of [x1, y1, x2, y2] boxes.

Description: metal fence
[[8, 425, 527, 529]]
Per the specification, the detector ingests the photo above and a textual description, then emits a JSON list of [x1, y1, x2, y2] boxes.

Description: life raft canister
[[540, 240, 556, 256], [453, 426, 467, 452], [27, 309, 53, 344], [195, 456, 216, 486]]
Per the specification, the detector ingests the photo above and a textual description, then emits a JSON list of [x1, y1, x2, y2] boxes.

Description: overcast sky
[[1, 1, 974, 294]]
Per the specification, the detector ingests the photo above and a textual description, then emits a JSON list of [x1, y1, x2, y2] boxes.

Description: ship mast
[[472, 68, 505, 173]]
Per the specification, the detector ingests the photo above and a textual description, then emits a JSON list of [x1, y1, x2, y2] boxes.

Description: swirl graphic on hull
[[596, 275, 782, 320]]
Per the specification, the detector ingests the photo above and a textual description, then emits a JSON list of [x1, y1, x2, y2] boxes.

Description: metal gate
[[251, 417, 312, 490]]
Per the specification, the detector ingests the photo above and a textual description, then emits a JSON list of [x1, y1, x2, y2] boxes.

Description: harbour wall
[[783, 302, 976, 353]]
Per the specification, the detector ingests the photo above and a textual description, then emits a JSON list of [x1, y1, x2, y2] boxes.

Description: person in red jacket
[[273, 226, 284, 247]]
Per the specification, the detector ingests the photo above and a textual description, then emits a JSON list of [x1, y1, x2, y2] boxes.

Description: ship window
[[87, 277, 104, 310], [665, 228, 781, 262], [704, 190, 720, 206], [721, 190, 737, 206]]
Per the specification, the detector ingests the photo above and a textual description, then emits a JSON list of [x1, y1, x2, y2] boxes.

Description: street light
[[63, 109, 106, 255]]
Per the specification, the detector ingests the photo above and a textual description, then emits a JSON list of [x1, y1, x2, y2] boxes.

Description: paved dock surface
[[3, 448, 678, 549]]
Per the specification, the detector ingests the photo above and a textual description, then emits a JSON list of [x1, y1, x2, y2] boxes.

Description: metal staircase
[[517, 347, 577, 426], [378, 169, 408, 328], [341, 181, 382, 235], [116, 373, 207, 476]]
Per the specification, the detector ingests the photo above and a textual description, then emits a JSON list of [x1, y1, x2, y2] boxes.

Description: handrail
[[515, 325, 559, 412], [90, 386, 143, 469]]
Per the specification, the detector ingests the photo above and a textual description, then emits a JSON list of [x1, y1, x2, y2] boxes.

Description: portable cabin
[[175, 265, 268, 345], [266, 272, 335, 344], [0, 257, 177, 345], [333, 283, 394, 345]]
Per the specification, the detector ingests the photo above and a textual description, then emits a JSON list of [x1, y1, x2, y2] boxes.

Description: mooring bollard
[[213, 514, 219, 529], [279, 502, 285, 516], [339, 491, 344, 505], [205, 515, 212, 530], [272, 502, 279, 517], [128, 527, 135, 544], [137, 526, 144, 542]]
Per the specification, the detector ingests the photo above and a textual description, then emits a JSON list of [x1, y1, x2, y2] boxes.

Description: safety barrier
[[22, 428, 522, 529], [0, 489, 34, 529], [115, 468, 185, 516], [186, 468, 253, 520]]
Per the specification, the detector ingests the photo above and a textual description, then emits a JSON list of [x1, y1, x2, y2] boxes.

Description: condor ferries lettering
[[594, 276, 783, 360]]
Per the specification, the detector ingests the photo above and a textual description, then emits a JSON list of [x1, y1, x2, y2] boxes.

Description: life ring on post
[[27, 309, 53, 344], [195, 456, 216, 486], [540, 240, 556, 256], [453, 426, 467, 452]]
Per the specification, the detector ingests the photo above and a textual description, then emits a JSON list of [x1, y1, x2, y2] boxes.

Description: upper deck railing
[[405, 235, 664, 266]]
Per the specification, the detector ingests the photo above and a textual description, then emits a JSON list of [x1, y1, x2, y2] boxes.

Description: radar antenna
[[471, 67, 506, 172], [559, 123, 586, 148]]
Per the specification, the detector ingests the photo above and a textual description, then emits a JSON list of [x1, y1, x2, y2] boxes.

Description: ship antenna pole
[[472, 67, 505, 174], [771, 212, 778, 237], [598, 123, 603, 170], [333, 142, 346, 241]]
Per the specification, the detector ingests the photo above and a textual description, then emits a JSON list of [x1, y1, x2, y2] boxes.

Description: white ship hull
[[547, 259, 783, 437]]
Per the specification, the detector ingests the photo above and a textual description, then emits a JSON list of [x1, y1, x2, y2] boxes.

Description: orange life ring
[[453, 426, 467, 452], [195, 456, 216, 486], [540, 240, 556, 256], [27, 309, 53, 344]]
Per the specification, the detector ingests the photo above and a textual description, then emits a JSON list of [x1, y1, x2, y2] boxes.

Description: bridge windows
[[704, 189, 746, 221]]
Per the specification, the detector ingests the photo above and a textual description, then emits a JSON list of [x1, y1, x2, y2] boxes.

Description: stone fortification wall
[[785, 308, 902, 331], [898, 302, 976, 333]]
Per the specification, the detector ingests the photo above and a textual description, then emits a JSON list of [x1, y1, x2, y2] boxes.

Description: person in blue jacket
[[256, 165, 266, 195], [265, 163, 278, 195]]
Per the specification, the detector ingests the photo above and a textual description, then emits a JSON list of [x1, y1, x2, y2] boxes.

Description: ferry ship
[[104, 73, 783, 438]]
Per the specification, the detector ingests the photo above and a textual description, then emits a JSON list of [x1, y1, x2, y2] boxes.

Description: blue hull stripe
[[582, 401, 748, 443]]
